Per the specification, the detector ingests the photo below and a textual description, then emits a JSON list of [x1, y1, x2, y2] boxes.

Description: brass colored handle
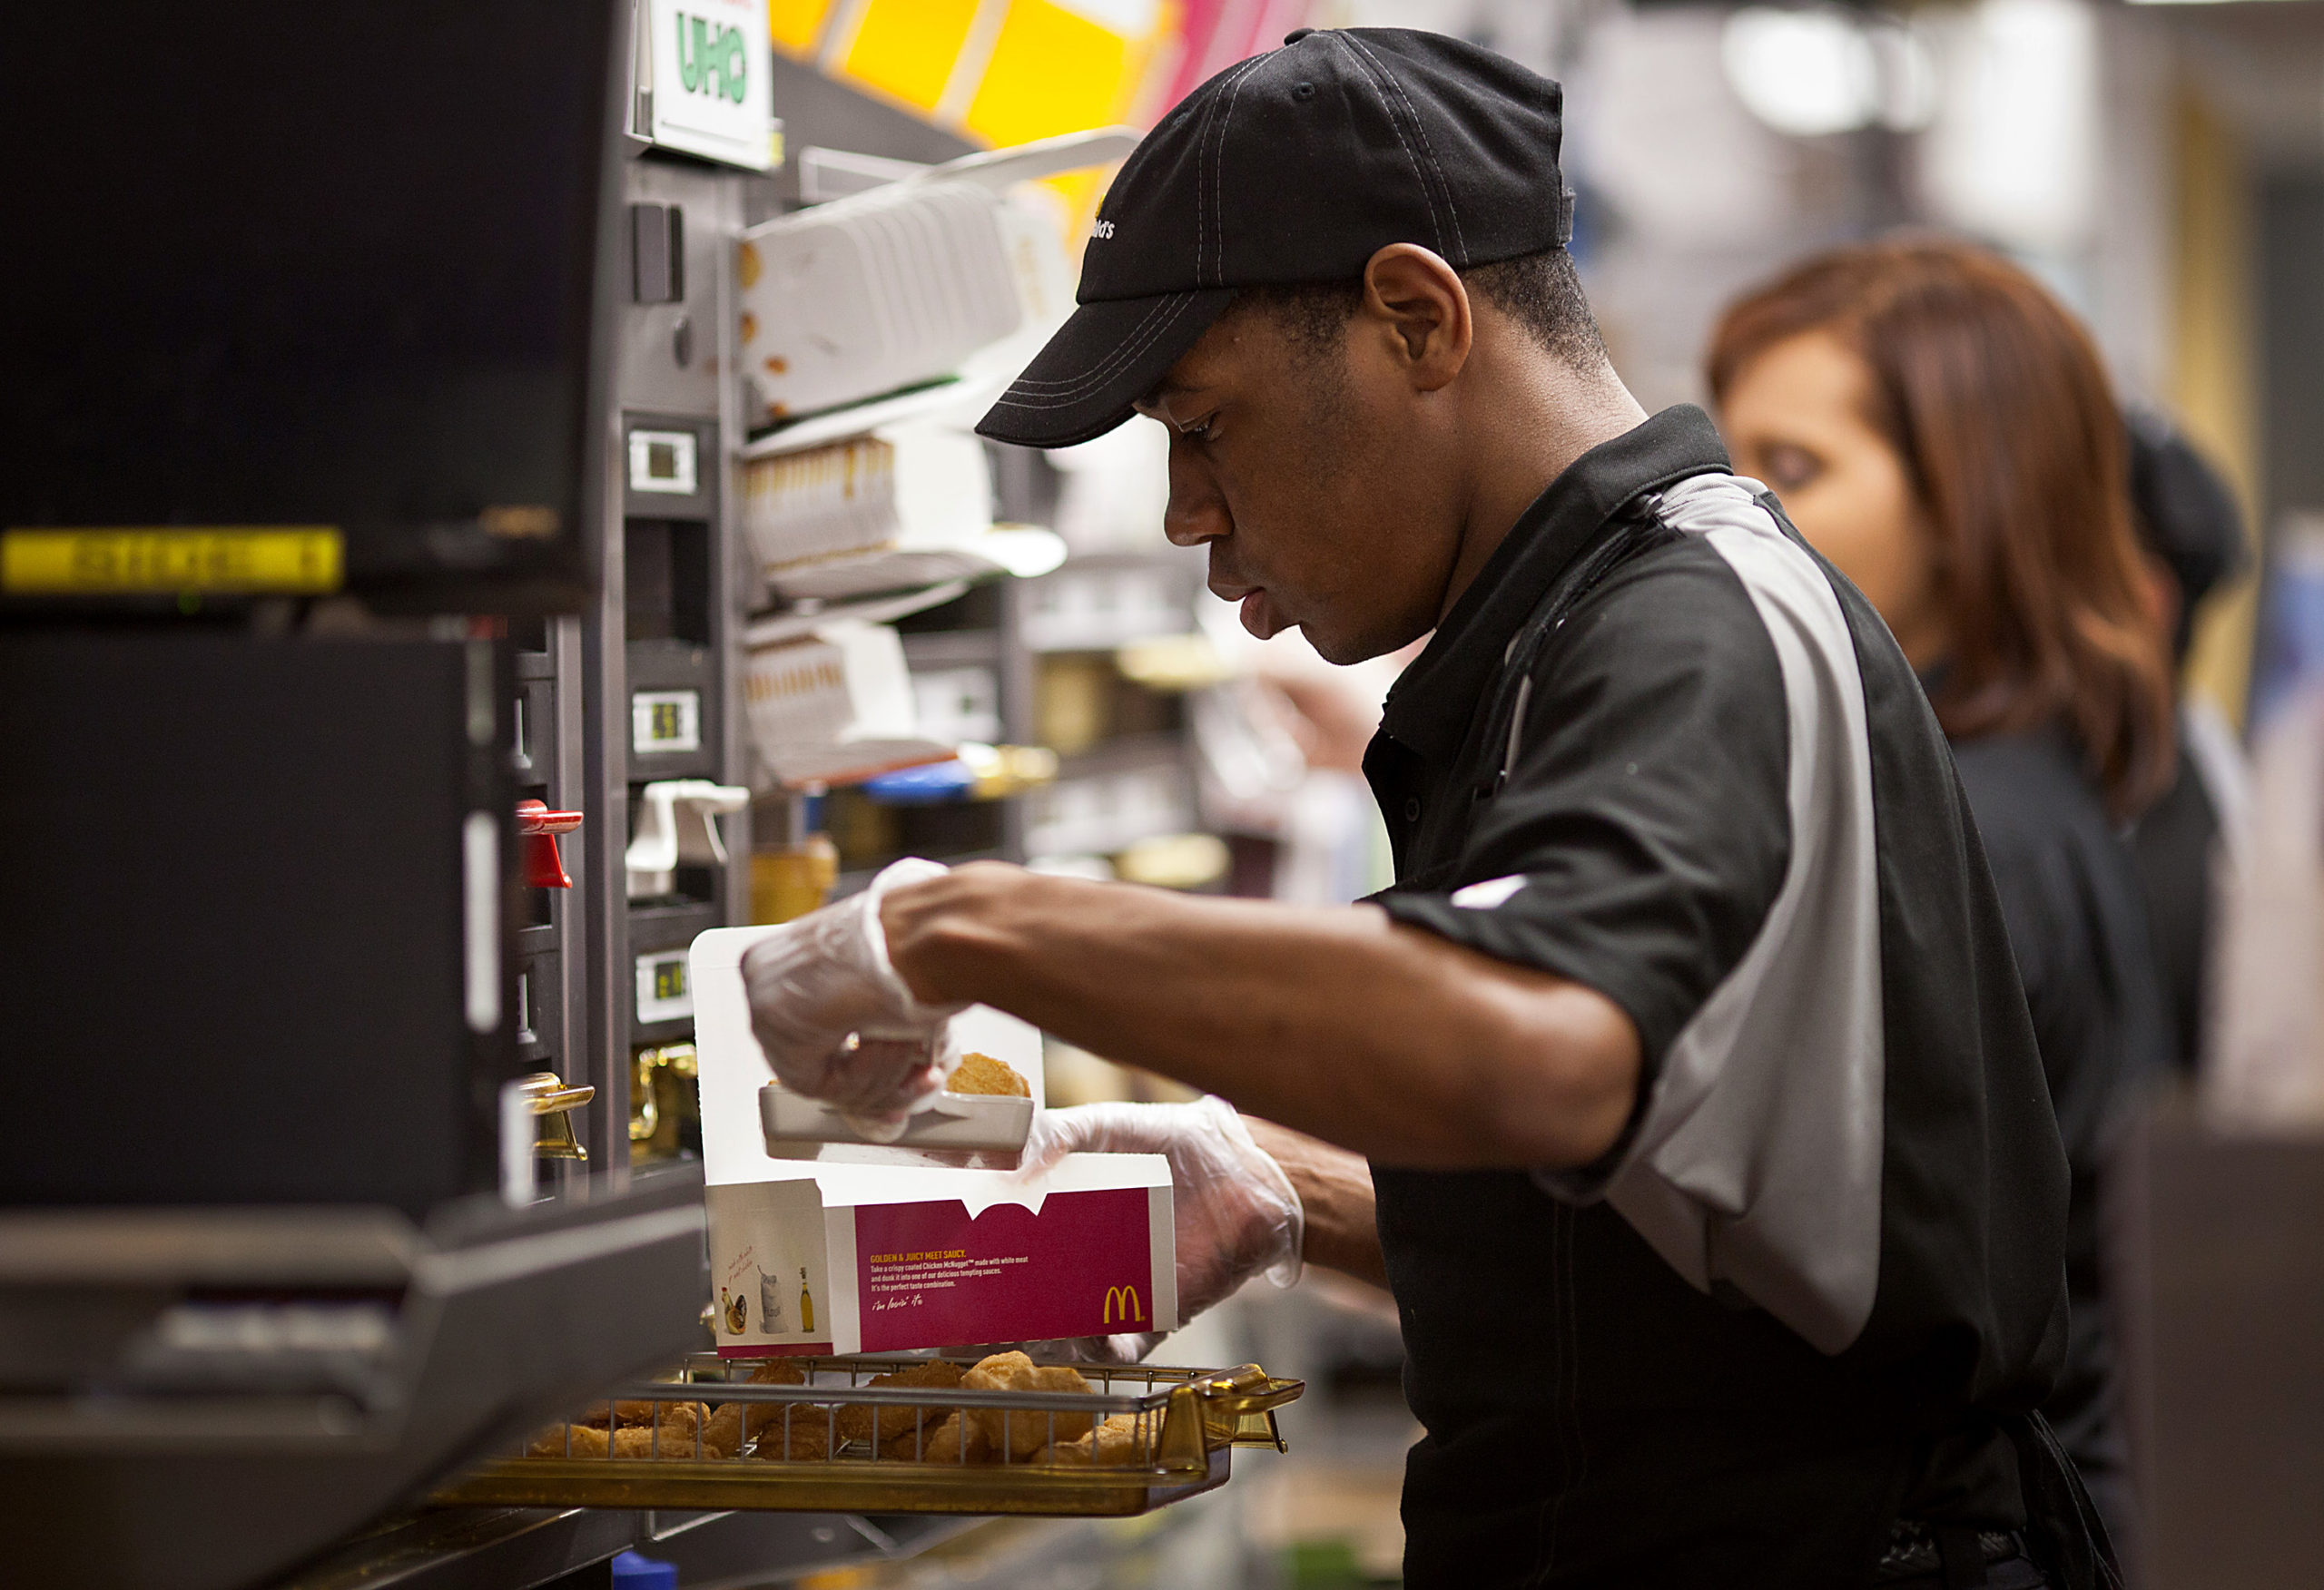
[[518, 1071, 593, 1162], [517, 1070, 596, 1115]]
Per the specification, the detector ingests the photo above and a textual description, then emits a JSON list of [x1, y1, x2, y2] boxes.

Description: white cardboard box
[[692, 925, 1177, 1357]]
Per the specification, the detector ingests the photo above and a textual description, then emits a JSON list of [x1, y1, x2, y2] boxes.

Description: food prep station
[[0, 5, 1279, 1585]]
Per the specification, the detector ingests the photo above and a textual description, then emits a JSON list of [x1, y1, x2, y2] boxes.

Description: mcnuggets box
[[690, 925, 1177, 1355]]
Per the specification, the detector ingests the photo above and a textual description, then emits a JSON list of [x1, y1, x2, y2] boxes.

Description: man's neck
[[1437, 358, 1649, 623]]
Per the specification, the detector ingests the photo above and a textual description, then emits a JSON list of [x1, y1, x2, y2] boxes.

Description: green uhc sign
[[641, 0, 774, 171], [676, 11, 748, 105]]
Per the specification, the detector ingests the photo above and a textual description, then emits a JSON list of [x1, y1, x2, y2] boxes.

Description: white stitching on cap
[[987, 295, 1205, 408], [1204, 55, 1267, 289], [989, 300, 1196, 407], [1326, 34, 1443, 256], [1211, 54, 1265, 286], [1001, 297, 1179, 389], [1346, 34, 1469, 262]]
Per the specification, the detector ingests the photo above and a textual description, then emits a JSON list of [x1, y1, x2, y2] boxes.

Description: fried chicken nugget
[[701, 1401, 743, 1459], [525, 1422, 611, 1458], [748, 1407, 842, 1462], [961, 1351, 1097, 1457], [721, 1360, 816, 1448], [1037, 1413, 1146, 1467], [611, 1422, 704, 1459], [910, 1411, 994, 1464], [947, 1052, 1030, 1097], [834, 1359, 969, 1448], [577, 1396, 706, 1428]]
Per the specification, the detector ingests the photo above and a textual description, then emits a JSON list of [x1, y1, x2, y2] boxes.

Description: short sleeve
[[1375, 541, 1794, 1075]]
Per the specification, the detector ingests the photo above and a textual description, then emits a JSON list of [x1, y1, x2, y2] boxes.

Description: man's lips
[[1210, 571, 1291, 639], [1217, 584, 1286, 639]]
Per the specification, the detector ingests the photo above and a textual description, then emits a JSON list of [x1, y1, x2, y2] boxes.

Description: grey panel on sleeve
[[1541, 476, 1886, 1355]]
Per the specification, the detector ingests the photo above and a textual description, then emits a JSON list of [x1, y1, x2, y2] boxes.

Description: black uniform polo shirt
[[1360, 407, 2072, 1588]]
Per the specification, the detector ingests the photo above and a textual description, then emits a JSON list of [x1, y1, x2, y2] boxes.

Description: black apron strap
[[2004, 1410, 2123, 1590], [1473, 494, 1668, 802], [1935, 1526, 1990, 1589]]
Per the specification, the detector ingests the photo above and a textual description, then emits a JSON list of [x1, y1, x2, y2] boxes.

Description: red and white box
[[690, 925, 1177, 1356]]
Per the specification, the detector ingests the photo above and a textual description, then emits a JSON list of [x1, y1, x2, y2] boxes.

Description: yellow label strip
[[2, 528, 344, 594]]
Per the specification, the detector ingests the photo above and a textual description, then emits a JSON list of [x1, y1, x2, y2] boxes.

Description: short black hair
[[1235, 249, 1606, 369]]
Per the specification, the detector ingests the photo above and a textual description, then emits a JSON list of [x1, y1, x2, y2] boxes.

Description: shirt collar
[[1379, 405, 1734, 763]]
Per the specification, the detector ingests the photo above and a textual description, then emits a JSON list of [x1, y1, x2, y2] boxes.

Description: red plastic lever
[[516, 799, 584, 889]]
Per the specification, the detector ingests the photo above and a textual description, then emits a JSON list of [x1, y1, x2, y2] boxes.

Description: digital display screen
[[635, 950, 694, 1024], [1, 1, 622, 612], [632, 690, 702, 753], [626, 428, 699, 495]]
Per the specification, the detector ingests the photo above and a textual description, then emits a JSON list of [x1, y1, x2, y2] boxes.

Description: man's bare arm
[[1246, 1117, 1389, 1290], [881, 864, 1640, 1170]]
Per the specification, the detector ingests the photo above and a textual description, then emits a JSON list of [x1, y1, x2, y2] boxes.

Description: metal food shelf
[[433, 1353, 1303, 1518]]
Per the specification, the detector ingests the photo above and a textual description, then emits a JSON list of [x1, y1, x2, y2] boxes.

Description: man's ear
[[1359, 244, 1472, 393]]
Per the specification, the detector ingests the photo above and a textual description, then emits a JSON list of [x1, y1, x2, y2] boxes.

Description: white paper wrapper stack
[[740, 621, 951, 789], [737, 177, 1067, 427]]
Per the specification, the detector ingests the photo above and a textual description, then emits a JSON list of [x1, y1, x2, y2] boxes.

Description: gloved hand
[[1018, 1095, 1305, 1361], [739, 857, 969, 1135]]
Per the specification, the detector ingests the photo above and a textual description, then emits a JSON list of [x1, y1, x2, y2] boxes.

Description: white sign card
[[637, 0, 776, 172]]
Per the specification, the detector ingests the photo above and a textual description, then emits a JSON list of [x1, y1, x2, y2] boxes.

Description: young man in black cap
[[742, 29, 2111, 1589]]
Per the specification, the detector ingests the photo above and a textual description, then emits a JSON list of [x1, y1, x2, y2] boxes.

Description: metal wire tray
[[432, 1352, 1304, 1517]]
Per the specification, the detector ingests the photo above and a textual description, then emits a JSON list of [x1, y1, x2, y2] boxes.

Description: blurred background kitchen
[[5, 0, 2321, 1586]]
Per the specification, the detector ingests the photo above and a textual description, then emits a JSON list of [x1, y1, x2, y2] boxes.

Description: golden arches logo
[[1102, 1285, 1144, 1326]]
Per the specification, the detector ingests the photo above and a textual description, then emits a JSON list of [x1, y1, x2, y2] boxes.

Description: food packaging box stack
[[736, 177, 1066, 427], [691, 926, 1177, 1357], [735, 418, 1064, 604], [739, 423, 990, 592], [739, 621, 954, 790]]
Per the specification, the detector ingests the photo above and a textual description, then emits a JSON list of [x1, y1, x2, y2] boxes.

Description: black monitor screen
[[1, 0, 622, 613]]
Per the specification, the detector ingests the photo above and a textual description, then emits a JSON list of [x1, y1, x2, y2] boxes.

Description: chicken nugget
[[701, 1402, 744, 1459], [525, 1422, 610, 1458], [742, 1398, 829, 1447], [747, 1359, 808, 1385], [1038, 1413, 1146, 1467], [610, 1422, 702, 1459], [577, 1396, 702, 1428], [911, 1411, 994, 1464], [879, 1359, 969, 1390], [749, 1408, 842, 1462], [960, 1354, 1096, 1456], [963, 1350, 1023, 1383], [947, 1052, 1030, 1097], [833, 1360, 970, 1446]]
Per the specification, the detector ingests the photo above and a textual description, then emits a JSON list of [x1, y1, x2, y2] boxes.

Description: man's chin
[[1302, 626, 1372, 667]]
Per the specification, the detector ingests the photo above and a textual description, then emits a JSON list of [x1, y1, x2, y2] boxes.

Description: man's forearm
[[881, 864, 1638, 1169], [1246, 1116, 1388, 1290]]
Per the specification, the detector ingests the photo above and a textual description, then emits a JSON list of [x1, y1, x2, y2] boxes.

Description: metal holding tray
[[431, 1352, 1303, 1518], [760, 1085, 1035, 1154]]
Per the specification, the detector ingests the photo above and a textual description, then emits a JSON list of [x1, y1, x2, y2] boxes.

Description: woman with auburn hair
[[1709, 238, 2173, 1554]]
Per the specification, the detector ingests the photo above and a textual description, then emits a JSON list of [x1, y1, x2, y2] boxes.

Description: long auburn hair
[[1708, 239, 2175, 820]]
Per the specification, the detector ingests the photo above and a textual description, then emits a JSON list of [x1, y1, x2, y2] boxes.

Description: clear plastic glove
[[739, 857, 969, 1136], [1017, 1096, 1305, 1362]]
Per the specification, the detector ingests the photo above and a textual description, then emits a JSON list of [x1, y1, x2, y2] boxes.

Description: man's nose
[[1162, 444, 1228, 548]]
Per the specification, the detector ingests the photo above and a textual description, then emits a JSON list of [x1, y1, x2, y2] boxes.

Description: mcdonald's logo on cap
[[1103, 1284, 1144, 1326]]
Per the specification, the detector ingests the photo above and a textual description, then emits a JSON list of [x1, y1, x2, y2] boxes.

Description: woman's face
[[1718, 330, 1952, 669]]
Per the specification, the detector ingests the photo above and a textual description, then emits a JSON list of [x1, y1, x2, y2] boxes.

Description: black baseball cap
[[976, 27, 1576, 449]]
